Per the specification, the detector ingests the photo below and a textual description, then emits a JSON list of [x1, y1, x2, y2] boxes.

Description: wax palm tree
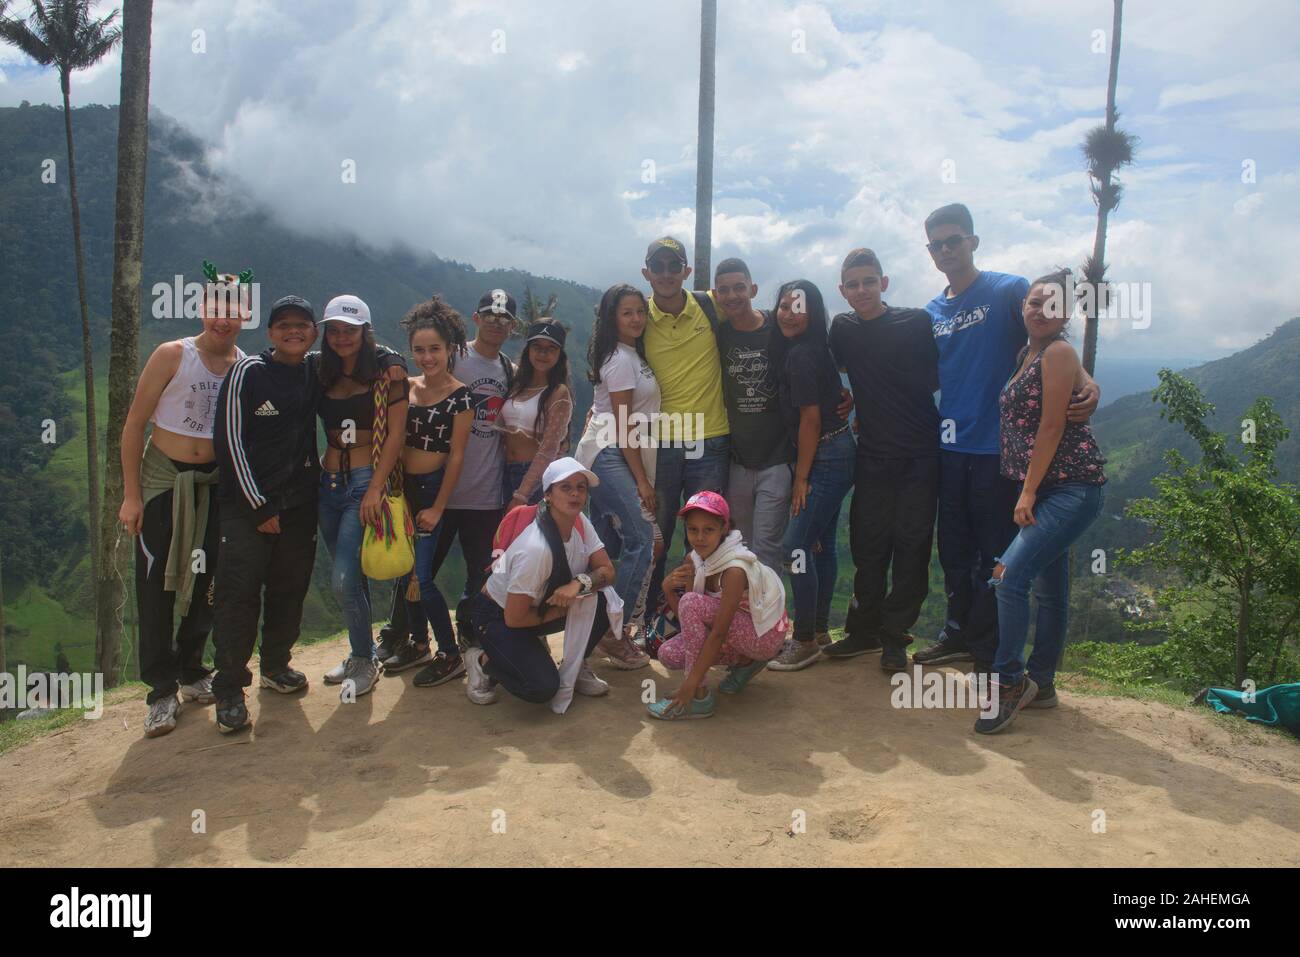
[[1079, 0, 1137, 375], [0, 1, 122, 660], [692, 0, 717, 291], [520, 285, 559, 327], [99, 0, 153, 686]]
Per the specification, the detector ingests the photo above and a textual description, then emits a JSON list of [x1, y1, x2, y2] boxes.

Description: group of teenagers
[[119, 201, 1108, 741]]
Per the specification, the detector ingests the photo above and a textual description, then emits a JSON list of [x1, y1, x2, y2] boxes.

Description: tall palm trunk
[[99, 0, 153, 687], [0, 543, 9, 722], [1081, 0, 1124, 376], [692, 0, 717, 291], [61, 71, 102, 627]]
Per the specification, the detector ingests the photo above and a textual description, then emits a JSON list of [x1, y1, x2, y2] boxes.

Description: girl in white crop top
[[120, 313, 247, 535], [117, 272, 251, 739], [498, 321, 573, 507]]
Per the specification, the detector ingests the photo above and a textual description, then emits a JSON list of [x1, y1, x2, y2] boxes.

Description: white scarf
[[551, 586, 624, 715], [689, 529, 786, 637]]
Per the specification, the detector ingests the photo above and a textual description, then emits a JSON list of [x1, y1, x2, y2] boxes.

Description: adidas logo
[[254, 401, 279, 416]]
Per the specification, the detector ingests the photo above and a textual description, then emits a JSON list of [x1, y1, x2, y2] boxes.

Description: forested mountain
[[1087, 317, 1300, 553], [2, 103, 602, 670]]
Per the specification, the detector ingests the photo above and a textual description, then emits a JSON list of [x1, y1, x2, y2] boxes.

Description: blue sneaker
[[719, 660, 766, 695], [646, 690, 716, 720]]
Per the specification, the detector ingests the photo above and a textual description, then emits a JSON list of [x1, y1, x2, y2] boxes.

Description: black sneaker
[[822, 631, 884, 659], [880, 641, 910, 673], [912, 630, 973, 665], [413, 651, 467, 688], [383, 639, 433, 675], [259, 668, 308, 694], [973, 677, 1039, 735], [215, 694, 251, 734], [1027, 682, 1058, 709]]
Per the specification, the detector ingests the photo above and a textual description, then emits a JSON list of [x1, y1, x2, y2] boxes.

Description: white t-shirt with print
[[485, 518, 606, 609]]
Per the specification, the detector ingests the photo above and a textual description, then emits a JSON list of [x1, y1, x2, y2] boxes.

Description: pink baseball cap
[[677, 490, 730, 523]]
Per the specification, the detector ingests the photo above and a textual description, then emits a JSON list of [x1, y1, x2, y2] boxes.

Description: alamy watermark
[[890, 665, 999, 718], [1, 667, 104, 719]]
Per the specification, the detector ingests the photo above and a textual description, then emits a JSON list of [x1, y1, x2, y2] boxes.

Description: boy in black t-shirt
[[825, 249, 940, 672]]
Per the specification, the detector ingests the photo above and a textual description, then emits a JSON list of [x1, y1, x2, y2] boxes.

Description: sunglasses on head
[[926, 235, 970, 254], [647, 258, 685, 275]]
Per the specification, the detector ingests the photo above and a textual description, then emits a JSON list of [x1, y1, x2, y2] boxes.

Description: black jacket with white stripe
[[214, 346, 405, 525]]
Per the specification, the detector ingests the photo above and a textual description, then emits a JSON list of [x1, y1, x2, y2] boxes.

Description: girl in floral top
[[978, 269, 1107, 735]]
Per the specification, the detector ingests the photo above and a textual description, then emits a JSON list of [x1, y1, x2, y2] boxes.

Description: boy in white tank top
[[118, 262, 249, 738]]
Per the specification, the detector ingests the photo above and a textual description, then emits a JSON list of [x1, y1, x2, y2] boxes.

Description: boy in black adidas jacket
[[211, 295, 406, 733]]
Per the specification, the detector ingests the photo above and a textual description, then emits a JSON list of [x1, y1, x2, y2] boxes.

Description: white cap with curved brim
[[542, 456, 599, 491], [320, 294, 372, 326]]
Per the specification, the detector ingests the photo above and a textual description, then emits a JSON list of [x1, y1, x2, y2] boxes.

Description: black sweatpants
[[936, 450, 1020, 667], [212, 502, 318, 697], [136, 465, 220, 705], [384, 507, 504, 647], [847, 453, 939, 645]]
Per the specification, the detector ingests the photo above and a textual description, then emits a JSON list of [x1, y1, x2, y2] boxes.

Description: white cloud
[[2, 0, 1296, 361]]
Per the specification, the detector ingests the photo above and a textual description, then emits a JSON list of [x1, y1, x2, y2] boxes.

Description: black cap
[[268, 295, 315, 326], [525, 321, 567, 349], [645, 236, 688, 266], [476, 289, 518, 322]]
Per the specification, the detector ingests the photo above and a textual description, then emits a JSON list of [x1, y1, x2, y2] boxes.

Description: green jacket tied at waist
[[139, 442, 219, 616]]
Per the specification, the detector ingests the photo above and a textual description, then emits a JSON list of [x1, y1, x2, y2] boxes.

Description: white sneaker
[[178, 674, 215, 704], [575, 664, 610, 697], [323, 659, 349, 685], [144, 695, 182, 738], [465, 647, 498, 705]]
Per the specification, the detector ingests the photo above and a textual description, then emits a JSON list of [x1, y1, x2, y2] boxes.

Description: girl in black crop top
[[387, 298, 478, 682], [406, 386, 474, 453]]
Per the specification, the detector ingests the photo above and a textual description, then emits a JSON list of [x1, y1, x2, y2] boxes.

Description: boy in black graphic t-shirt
[[713, 258, 793, 573], [825, 248, 940, 672]]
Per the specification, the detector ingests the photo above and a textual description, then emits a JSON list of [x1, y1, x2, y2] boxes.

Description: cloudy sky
[[3, 0, 1297, 359]]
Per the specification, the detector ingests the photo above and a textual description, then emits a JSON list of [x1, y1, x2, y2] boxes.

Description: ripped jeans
[[990, 481, 1105, 688], [588, 445, 656, 626]]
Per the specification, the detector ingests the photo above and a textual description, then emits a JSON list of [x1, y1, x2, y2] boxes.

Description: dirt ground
[[2, 633, 1298, 867]]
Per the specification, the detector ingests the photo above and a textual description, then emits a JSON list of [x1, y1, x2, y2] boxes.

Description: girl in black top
[[767, 280, 857, 672], [380, 297, 476, 686], [317, 299, 409, 699]]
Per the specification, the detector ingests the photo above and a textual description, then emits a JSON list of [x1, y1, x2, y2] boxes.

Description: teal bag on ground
[[1203, 683, 1300, 733]]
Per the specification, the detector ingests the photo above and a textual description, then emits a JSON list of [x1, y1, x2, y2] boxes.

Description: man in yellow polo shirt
[[640, 236, 732, 614]]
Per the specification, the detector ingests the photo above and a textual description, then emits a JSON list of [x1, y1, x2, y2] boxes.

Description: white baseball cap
[[320, 294, 372, 326], [542, 456, 599, 491]]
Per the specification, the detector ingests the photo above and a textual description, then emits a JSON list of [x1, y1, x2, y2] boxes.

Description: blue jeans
[[503, 461, 542, 506], [319, 466, 376, 659], [782, 429, 856, 639], [470, 592, 609, 704], [589, 445, 657, 619], [992, 482, 1105, 687], [646, 435, 731, 613], [408, 469, 457, 657]]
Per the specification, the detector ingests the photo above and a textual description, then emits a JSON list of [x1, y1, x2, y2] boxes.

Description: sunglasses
[[647, 258, 685, 275], [926, 235, 970, 254]]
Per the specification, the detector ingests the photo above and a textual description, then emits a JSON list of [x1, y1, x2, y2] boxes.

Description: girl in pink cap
[[648, 491, 790, 719]]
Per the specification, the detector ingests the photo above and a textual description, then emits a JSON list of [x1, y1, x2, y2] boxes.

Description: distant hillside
[[1088, 317, 1300, 553], [1, 103, 602, 667], [1093, 355, 1210, 408]]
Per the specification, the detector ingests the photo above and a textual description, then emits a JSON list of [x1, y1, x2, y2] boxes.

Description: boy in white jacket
[[648, 491, 790, 720]]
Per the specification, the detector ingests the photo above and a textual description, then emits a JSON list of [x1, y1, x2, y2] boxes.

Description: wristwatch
[[576, 574, 593, 596]]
